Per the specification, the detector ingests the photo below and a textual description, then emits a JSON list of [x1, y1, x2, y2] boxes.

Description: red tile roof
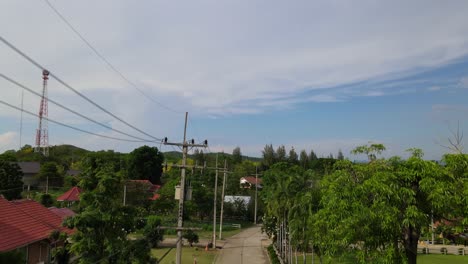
[[11, 200, 74, 236], [48, 207, 76, 220], [0, 197, 74, 252], [57, 186, 82, 202], [241, 176, 262, 185], [128, 180, 161, 193], [150, 193, 160, 200]]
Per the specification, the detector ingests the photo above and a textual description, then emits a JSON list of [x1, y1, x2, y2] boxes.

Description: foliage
[[232, 146, 242, 164], [143, 215, 164, 248], [128, 146, 164, 185], [262, 144, 276, 168], [0, 160, 23, 200], [288, 147, 298, 165], [183, 230, 199, 247], [350, 143, 386, 161], [37, 162, 63, 187], [0, 250, 25, 263], [267, 245, 281, 264], [64, 161, 142, 263], [40, 193, 54, 207], [276, 145, 287, 162], [261, 144, 468, 264]]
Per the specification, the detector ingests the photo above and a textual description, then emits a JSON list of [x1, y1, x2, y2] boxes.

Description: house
[[0, 197, 74, 264], [16, 162, 40, 187], [57, 186, 82, 202], [240, 176, 262, 189], [65, 169, 81, 177], [48, 207, 76, 220], [126, 180, 161, 201]]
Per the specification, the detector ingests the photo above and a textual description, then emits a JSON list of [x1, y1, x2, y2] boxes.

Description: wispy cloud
[[0, 131, 17, 151], [460, 77, 468, 88], [428, 86, 441, 91]]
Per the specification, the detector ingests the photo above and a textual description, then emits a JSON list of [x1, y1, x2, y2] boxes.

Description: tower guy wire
[[1, 72, 157, 142], [0, 99, 153, 143], [0, 35, 161, 141], [43, 0, 184, 115]]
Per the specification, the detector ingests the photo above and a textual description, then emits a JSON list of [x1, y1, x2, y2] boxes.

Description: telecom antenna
[[35, 69, 49, 156]]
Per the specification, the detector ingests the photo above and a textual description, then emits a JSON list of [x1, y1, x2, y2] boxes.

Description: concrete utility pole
[[212, 154, 218, 248], [254, 165, 259, 225], [219, 159, 227, 239], [163, 112, 207, 264]]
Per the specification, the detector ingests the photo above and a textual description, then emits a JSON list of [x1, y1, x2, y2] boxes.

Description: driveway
[[215, 225, 270, 264]]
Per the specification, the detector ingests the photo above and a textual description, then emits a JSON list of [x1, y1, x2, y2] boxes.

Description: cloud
[[428, 86, 441, 91], [1, 0, 468, 117], [460, 77, 468, 88], [0, 131, 18, 152], [432, 104, 468, 113]]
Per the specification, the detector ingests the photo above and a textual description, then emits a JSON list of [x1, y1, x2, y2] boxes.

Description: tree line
[[260, 143, 468, 264]]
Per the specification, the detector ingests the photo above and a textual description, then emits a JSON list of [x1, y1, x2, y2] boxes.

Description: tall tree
[[315, 147, 455, 264], [299, 150, 308, 169], [337, 149, 344, 160], [65, 165, 150, 263], [37, 162, 63, 188], [127, 146, 164, 184], [232, 146, 242, 164], [276, 145, 287, 162], [288, 147, 298, 165], [309, 150, 318, 161], [262, 144, 276, 168], [0, 161, 23, 200], [351, 143, 386, 161]]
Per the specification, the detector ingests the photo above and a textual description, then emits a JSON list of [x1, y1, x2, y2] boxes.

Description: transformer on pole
[[35, 69, 49, 157]]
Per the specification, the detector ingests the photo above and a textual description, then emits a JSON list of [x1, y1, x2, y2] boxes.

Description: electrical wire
[[0, 73, 156, 143], [43, 0, 184, 115], [0, 35, 162, 141], [0, 100, 153, 143]]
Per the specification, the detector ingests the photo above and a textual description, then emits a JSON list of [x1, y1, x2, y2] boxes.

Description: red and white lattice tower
[[35, 69, 50, 156]]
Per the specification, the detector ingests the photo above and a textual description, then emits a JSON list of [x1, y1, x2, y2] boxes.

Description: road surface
[[215, 225, 270, 264]]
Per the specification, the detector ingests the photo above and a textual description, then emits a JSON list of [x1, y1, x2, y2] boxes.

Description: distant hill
[[162, 150, 262, 163], [2, 144, 261, 166]]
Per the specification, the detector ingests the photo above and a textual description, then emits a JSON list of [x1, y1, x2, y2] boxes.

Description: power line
[[1, 73, 156, 143], [0, 100, 153, 143], [43, 0, 184, 115], [0, 35, 162, 141]]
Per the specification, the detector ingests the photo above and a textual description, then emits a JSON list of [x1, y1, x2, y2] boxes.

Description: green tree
[[143, 215, 164, 248], [128, 146, 164, 185], [183, 230, 199, 247], [64, 164, 143, 263], [288, 147, 298, 165], [337, 149, 344, 160], [232, 146, 242, 164], [299, 150, 308, 169], [37, 162, 63, 188], [315, 147, 454, 264], [351, 143, 386, 161], [0, 160, 23, 200], [262, 144, 276, 168], [276, 145, 287, 162]]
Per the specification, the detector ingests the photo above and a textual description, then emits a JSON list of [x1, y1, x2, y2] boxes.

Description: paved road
[[215, 226, 270, 264]]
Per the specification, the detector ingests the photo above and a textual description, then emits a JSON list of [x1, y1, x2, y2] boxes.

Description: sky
[[1, 0, 468, 161]]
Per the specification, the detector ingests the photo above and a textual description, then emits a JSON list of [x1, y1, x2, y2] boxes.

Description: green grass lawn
[[293, 253, 468, 264], [417, 254, 468, 264], [151, 247, 216, 264]]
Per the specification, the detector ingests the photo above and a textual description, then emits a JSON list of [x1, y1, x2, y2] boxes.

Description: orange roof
[[0, 197, 74, 252], [150, 193, 160, 200], [49, 207, 76, 219], [241, 176, 262, 185], [57, 186, 82, 202], [11, 200, 74, 236]]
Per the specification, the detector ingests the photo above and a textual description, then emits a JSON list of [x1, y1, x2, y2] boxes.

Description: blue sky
[[1, 0, 467, 160]]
